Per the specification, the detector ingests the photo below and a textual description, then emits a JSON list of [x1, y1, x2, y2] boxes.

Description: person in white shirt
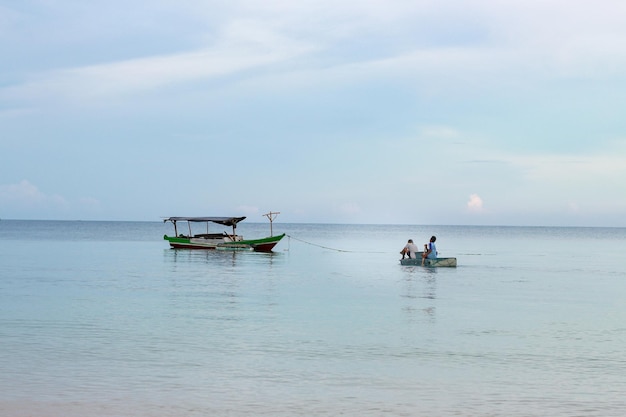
[[400, 239, 419, 259]]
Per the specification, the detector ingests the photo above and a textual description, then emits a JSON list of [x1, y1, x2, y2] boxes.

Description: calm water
[[1, 220, 625, 416]]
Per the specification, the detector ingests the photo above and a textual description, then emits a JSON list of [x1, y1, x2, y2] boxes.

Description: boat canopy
[[163, 216, 246, 227]]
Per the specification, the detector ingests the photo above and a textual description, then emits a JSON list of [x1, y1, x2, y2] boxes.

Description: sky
[[1, 0, 625, 226]]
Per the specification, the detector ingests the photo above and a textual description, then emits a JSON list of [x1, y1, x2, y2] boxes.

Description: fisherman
[[422, 236, 437, 260], [400, 239, 419, 259]]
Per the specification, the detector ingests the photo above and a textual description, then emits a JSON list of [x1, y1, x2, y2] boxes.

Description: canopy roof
[[163, 216, 246, 227]]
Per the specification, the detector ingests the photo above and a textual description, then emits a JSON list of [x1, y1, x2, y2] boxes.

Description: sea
[[1, 220, 625, 417]]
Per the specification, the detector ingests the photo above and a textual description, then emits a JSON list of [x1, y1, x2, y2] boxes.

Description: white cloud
[[0, 180, 51, 204], [5, 0, 626, 107], [0, 180, 104, 219], [2, 20, 317, 103], [467, 194, 484, 212]]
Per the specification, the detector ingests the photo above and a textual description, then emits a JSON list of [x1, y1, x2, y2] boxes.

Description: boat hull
[[164, 233, 285, 252], [400, 257, 457, 267]]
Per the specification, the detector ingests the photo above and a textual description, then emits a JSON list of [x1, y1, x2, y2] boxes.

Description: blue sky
[[1, 0, 625, 226]]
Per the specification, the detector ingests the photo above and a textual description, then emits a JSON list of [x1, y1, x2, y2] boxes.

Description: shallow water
[[1, 221, 625, 416]]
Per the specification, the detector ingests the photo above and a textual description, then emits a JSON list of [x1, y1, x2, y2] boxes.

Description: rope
[[286, 234, 389, 254]]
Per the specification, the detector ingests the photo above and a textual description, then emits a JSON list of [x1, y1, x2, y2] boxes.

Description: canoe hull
[[400, 257, 457, 267]]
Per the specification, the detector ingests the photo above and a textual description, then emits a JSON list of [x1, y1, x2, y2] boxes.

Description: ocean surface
[[1, 220, 625, 417]]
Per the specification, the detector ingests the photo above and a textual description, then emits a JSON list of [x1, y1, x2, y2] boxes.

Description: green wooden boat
[[163, 216, 284, 252]]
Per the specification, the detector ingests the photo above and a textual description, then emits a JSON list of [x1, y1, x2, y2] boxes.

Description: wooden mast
[[263, 211, 280, 236]]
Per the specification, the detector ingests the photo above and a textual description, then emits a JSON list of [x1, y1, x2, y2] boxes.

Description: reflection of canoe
[[400, 257, 457, 267]]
